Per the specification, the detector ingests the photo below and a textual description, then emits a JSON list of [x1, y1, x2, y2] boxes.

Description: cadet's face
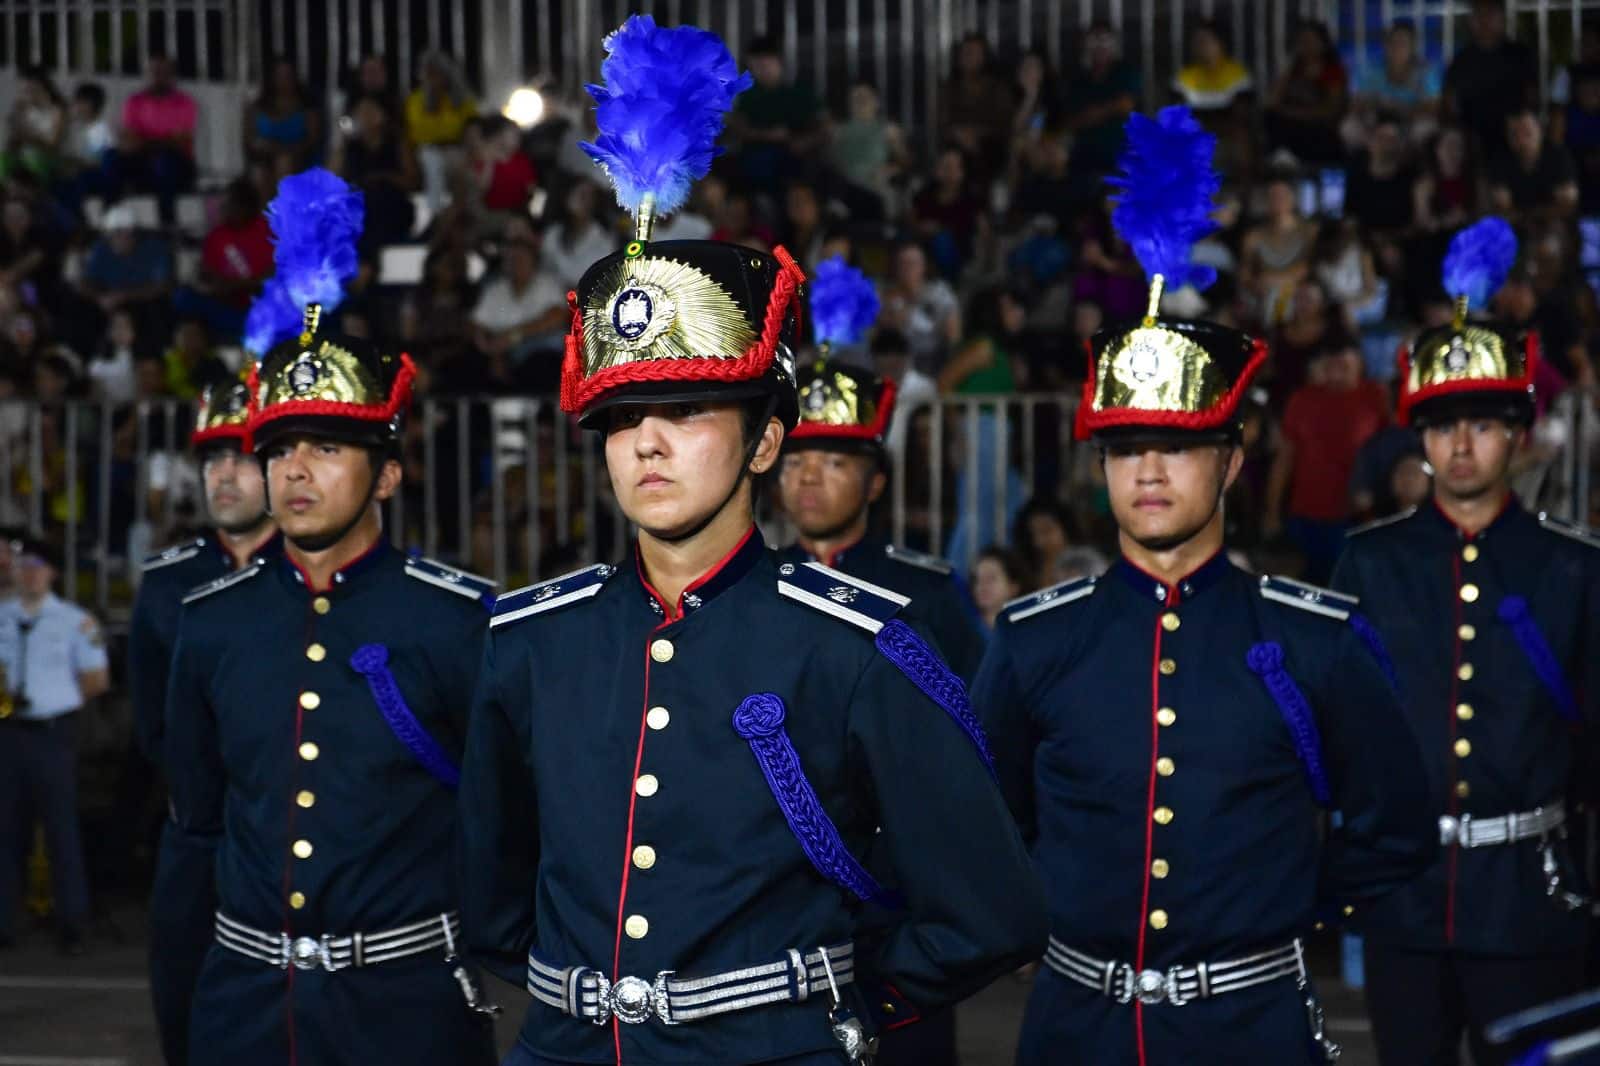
[[202, 446, 268, 534], [265, 437, 397, 543], [1104, 442, 1240, 551], [778, 449, 883, 539], [1420, 417, 1521, 502], [604, 402, 775, 539]]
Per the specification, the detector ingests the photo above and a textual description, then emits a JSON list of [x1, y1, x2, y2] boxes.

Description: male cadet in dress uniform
[[1331, 218, 1600, 1066], [131, 380, 280, 1066], [163, 168, 498, 1065], [777, 256, 986, 684], [0, 537, 110, 954], [460, 17, 1044, 1066], [972, 107, 1435, 1066]]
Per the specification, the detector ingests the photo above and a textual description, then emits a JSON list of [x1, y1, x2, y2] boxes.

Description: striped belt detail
[[215, 910, 460, 972], [1044, 936, 1307, 1007], [1440, 803, 1565, 849], [527, 941, 854, 1026]]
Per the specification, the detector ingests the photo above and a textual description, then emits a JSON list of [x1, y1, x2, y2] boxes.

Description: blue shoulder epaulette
[[142, 537, 206, 572], [1258, 575, 1357, 621], [883, 544, 954, 576], [181, 560, 265, 605], [1537, 512, 1600, 551], [777, 560, 909, 635], [491, 563, 617, 630], [1002, 576, 1096, 623], [1346, 507, 1417, 537], [404, 554, 497, 606]]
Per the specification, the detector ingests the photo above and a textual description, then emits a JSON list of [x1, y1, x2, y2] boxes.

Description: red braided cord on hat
[[789, 376, 899, 441], [190, 424, 251, 451], [559, 247, 808, 415], [1396, 329, 1540, 425], [1075, 335, 1270, 441], [247, 353, 418, 435]]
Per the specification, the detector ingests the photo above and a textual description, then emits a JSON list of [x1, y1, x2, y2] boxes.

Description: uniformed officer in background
[[1331, 219, 1600, 1066], [973, 107, 1435, 1065], [460, 17, 1044, 1066], [777, 256, 986, 685], [164, 168, 497, 1065], [131, 379, 280, 1065], [0, 536, 111, 955]]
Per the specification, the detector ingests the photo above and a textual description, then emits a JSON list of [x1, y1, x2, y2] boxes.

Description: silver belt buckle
[[593, 972, 674, 1026], [1132, 967, 1168, 1005], [285, 935, 324, 971], [1439, 815, 1459, 846]]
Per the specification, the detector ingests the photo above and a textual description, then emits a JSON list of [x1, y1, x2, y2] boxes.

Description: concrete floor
[[0, 907, 1384, 1066]]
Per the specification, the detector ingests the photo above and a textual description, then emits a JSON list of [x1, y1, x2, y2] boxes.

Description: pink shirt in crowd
[[122, 89, 198, 150]]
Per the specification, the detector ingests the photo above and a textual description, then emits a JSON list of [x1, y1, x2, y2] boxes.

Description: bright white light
[[503, 88, 544, 129]]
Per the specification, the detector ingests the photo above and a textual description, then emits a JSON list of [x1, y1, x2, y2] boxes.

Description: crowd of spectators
[[0, 0, 1595, 601]]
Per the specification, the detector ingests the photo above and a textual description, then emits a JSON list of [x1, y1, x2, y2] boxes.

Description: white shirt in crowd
[[471, 270, 566, 335], [0, 594, 109, 720]]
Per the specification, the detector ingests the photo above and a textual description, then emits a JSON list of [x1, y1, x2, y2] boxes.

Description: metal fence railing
[[7, 388, 1593, 625]]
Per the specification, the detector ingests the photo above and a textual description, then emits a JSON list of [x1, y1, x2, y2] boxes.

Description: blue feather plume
[[251, 168, 364, 361], [242, 277, 302, 357], [1107, 106, 1220, 292], [1442, 217, 1517, 311], [579, 15, 752, 216], [809, 256, 881, 348]]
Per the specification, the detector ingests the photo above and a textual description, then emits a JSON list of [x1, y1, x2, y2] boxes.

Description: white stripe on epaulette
[[1258, 575, 1351, 620], [800, 561, 912, 606], [490, 564, 614, 629], [1346, 507, 1417, 537], [777, 580, 890, 634], [181, 561, 264, 604], [884, 544, 953, 575], [1004, 576, 1095, 622], [142, 539, 205, 572], [404, 563, 490, 601], [1537, 512, 1600, 551]]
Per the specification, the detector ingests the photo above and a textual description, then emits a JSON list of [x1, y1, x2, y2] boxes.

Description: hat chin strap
[[651, 394, 779, 546]]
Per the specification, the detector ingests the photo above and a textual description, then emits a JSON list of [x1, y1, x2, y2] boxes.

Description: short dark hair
[[748, 35, 781, 58], [74, 82, 106, 112]]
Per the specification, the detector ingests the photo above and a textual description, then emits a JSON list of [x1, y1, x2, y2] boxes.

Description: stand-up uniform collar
[[634, 525, 767, 621], [798, 532, 871, 571], [277, 536, 392, 595], [1426, 494, 1521, 543], [1113, 548, 1231, 607]]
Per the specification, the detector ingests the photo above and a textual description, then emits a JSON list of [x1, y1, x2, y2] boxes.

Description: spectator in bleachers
[[1062, 23, 1139, 184], [1265, 342, 1388, 581], [1012, 496, 1077, 590], [347, 53, 401, 122], [827, 82, 906, 222], [1, 67, 67, 183], [1349, 413, 1424, 523], [939, 33, 1013, 182], [471, 116, 538, 234], [334, 93, 419, 252], [939, 284, 1023, 397], [79, 203, 173, 339], [406, 50, 477, 215], [727, 36, 825, 198], [1311, 220, 1384, 331], [159, 317, 230, 400], [542, 179, 615, 290], [970, 545, 1027, 631], [171, 179, 273, 340], [1240, 175, 1317, 325], [0, 193, 65, 311], [111, 52, 197, 225], [1444, 0, 1538, 163], [1264, 20, 1348, 167], [779, 180, 828, 271], [86, 308, 139, 405], [400, 245, 476, 374], [1009, 48, 1062, 181], [1346, 115, 1417, 235], [58, 83, 114, 209], [1073, 195, 1146, 322], [879, 239, 961, 373], [709, 188, 774, 252], [1270, 278, 1352, 404], [1174, 20, 1254, 176], [1412, 126, 1480, 233], [1497, 263, 1595, 389], [871, 327, 938, 464], [910, 146, 985, 278], [1551, 59, 1600, 213], [1344, 21, 1441, 151], [244, 57, 323, 171], [469, 224, 566, 392], [1010, 131, 1078, 238], [1491, 107, 1581, 223]]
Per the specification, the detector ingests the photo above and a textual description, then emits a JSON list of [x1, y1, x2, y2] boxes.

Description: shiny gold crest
[[258, 340, 386, 409], [581, 253, 756, 374], [799, 367, 877, 428], [1093, 325, 1228, 416], [1408, 324, 1521, 394]]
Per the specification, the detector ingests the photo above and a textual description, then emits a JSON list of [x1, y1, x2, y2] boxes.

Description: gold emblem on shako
[[609, 279, 675, 350], [1444, 337, 1470, 374], [289, 353, 321, 394]]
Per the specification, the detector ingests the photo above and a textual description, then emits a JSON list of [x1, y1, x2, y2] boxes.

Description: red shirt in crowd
[[122, 89, 198, 152], [483, 153, 538, 213], [202, 213, 274, 308], [1281, 379, 1388, 522]]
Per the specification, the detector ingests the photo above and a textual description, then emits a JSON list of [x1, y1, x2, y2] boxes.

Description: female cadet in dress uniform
[[458, 17, 1045, 1066]]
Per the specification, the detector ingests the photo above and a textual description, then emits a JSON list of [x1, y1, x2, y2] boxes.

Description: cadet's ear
[[373, 457, 404, 502], [748, 418, 784, 476]]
